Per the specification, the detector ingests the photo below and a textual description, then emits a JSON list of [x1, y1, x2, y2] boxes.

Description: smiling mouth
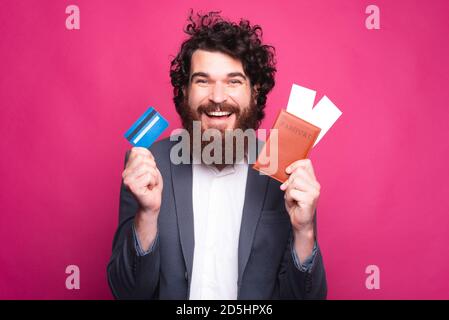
[[204, 110, 233, 118]]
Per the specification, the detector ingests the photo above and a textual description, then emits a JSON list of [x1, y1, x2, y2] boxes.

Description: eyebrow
[[190, 72, 247, 82]]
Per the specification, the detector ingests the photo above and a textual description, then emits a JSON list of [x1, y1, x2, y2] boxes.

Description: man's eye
[[195, 79, 208, 84], [229, 79, 243, 85]]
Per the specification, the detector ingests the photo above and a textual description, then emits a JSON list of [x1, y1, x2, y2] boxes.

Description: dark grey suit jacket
[[107, 137, 327, 299]]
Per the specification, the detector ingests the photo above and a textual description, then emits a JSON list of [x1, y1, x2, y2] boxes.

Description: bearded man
[[107, 11, 327, 300]]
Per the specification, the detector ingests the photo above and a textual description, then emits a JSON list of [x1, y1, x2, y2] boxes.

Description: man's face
[[184, 50, 256, 133]]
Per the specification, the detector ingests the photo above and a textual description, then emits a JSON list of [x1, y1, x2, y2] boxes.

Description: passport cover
[[253, 109, 321, 183]]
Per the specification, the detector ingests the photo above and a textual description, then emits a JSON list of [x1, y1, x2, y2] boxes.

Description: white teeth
[[206, 111, 232, 117]]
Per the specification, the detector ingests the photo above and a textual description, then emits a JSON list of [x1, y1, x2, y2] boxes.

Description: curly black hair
[[170, 11, 277, 128]]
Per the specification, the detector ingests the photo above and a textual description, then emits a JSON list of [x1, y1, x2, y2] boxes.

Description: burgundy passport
[[253, 109, 321, 183]]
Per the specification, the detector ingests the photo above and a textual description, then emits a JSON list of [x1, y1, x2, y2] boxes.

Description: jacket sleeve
[[276, 211, 327, 300], [107, 150, 160, 299]]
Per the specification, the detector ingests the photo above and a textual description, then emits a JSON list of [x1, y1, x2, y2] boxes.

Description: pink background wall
[[1, 0, 448, 299]]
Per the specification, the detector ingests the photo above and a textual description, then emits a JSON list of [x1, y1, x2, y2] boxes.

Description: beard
[[178, 99, 260, 166]]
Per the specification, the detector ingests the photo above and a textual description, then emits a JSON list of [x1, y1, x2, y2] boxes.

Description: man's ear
[[252, 84, 260, 103]]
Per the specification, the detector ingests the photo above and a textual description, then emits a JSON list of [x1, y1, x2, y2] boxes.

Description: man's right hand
[[122, 147, 163, 218], [122, 147, 163, 253]]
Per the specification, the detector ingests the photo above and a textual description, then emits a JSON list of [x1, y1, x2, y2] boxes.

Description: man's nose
[[209, 82, 228, 104]]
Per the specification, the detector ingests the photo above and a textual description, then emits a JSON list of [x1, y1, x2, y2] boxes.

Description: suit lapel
[[237, 164, 269, 286], [170, 161, 195, 282]]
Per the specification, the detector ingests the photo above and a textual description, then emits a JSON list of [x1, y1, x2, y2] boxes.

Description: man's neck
[[213, 163, 228, 171]]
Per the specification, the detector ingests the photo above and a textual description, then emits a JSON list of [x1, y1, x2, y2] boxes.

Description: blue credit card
[[124, 107, 169, 148]]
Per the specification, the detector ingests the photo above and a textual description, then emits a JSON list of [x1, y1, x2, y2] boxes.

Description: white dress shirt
[[189, 160, 248, 300]]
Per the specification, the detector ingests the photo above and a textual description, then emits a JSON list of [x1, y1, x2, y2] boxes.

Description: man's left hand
[[280, 159, 320, 232]]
